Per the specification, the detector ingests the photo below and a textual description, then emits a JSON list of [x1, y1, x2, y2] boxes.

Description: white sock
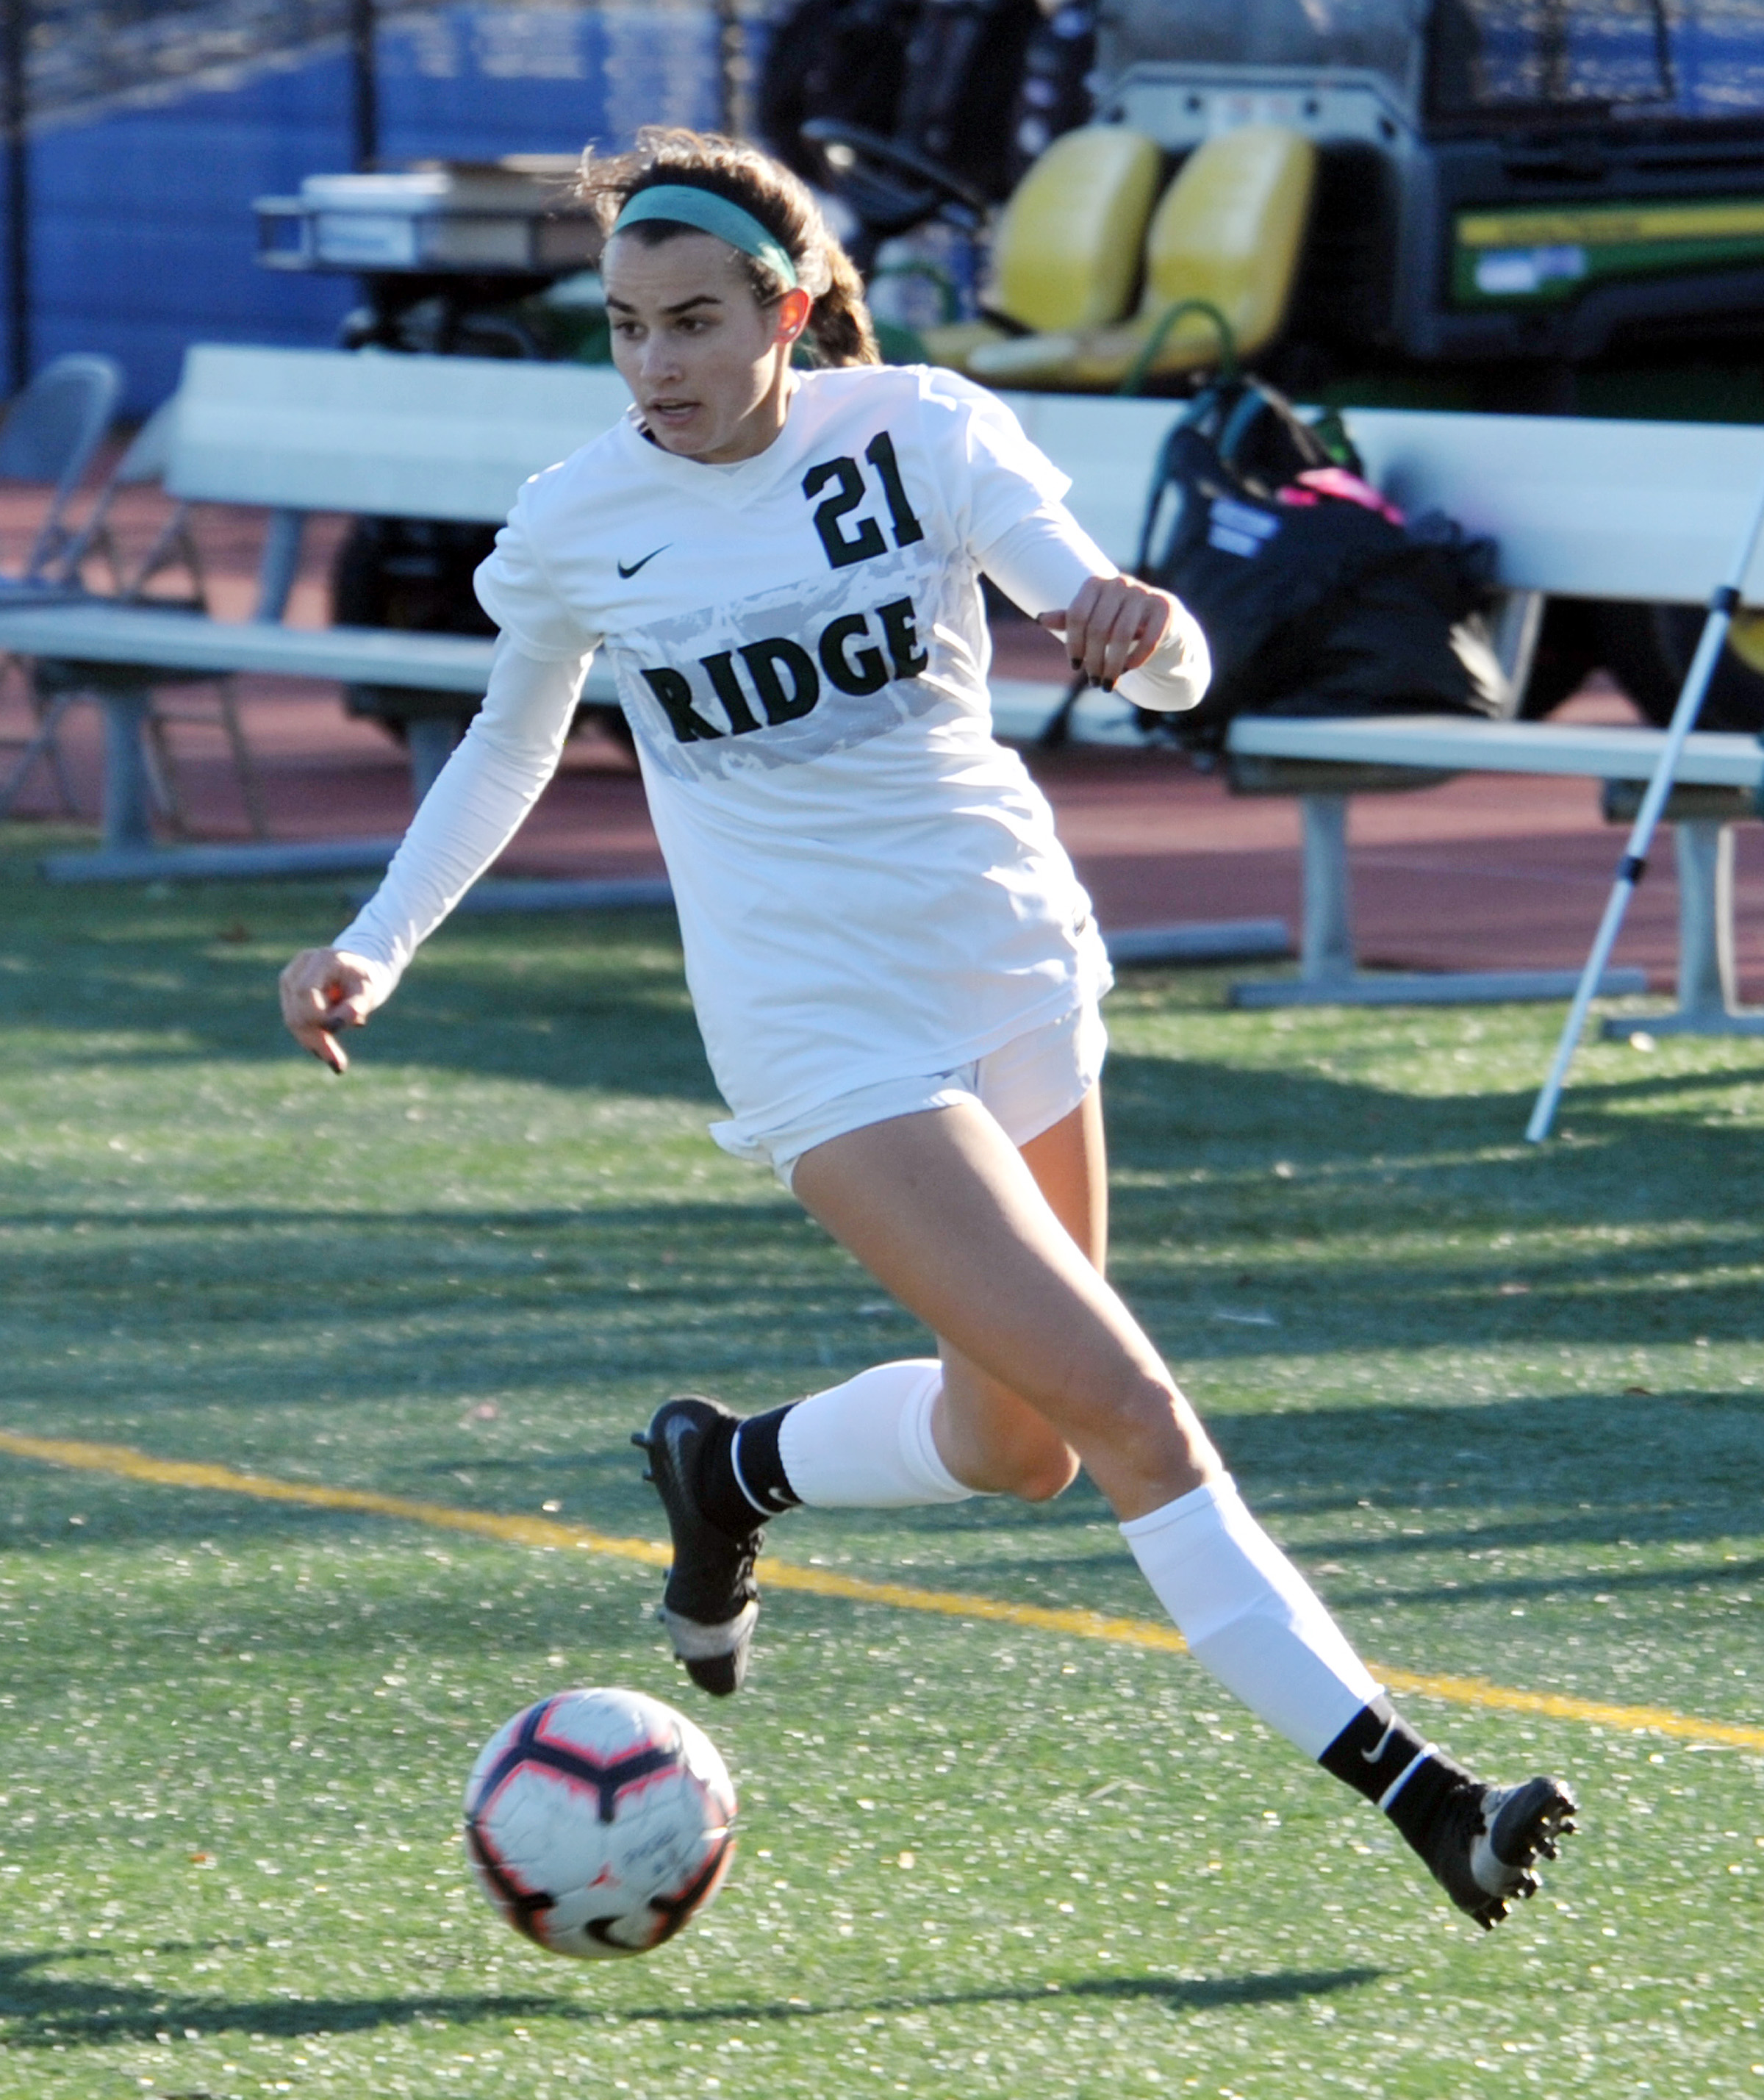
[[775, 1359, 976, 1508], [1121, 1475, 1380, 1757]]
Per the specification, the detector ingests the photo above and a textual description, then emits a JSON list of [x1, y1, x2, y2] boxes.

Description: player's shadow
[[621, 1962, 1384, 2024], [1317, 1549, 1764, 1612], [0, 1945, 562, 2048], [0, 1943, 1380, 2047]]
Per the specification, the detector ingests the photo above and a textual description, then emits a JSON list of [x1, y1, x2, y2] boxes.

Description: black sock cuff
[[1319, 1697, 1473, 1854], [1319, 1696, 1430, 1807], [730, 1402, 801, 1517]]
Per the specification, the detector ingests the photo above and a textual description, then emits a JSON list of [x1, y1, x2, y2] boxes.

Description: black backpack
[[1042, 380, 1505, 752]]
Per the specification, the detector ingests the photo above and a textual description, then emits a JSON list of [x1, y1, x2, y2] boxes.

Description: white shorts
[[719, 1001, 1108, 1191]]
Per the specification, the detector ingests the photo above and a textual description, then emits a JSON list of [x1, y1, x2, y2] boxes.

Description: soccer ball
[[463, 1686, 736, 1959]]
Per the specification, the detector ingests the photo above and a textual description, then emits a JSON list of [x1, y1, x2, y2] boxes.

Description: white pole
[[1526, 471, 1764, 1144]]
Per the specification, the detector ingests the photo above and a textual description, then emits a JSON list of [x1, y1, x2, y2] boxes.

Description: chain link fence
[[19, 1, 771, 137], [1, 1, 783, 395]]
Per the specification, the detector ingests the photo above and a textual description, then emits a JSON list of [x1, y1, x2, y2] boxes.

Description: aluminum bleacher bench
[[1226, 713, 1763, 1033], [986, 391, 1764, 1031], [0, 344, 637, 882], [18, 360, 1755, 1029], [0, 351, 1192, 897], [0, 351, 1286, 964], [1208, 407, 1764, 1035]]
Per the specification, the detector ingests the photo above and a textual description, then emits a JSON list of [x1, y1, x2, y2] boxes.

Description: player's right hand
[[278, 948, 392, 1074]]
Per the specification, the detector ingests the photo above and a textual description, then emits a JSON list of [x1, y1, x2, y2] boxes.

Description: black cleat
[[1422, 1774, 1579, 1929], [632, 1396, 763, 1697]]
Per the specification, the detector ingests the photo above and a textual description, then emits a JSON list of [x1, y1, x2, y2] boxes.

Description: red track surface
[[4, 471, 1760, 996]]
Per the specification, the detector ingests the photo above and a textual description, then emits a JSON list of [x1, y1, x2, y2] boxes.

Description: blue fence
[[10, 4, 728, 415]]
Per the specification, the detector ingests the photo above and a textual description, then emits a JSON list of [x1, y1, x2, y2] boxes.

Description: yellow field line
[[4, 1428, 1761, 1752]]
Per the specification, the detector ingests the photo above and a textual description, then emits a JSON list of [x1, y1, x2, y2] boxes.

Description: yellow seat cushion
[[969, 126, 1317, 391], [964, 328, 1086, 386], [918, 126, 1162, 374], [989, 125, 1164, 335], [916, 318, 1011, 370]]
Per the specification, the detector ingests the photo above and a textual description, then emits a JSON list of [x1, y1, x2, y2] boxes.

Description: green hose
[[1116, 299, 1239, 397]]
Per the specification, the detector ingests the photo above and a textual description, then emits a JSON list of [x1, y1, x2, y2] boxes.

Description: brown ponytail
[[579, 126, 882, 370]]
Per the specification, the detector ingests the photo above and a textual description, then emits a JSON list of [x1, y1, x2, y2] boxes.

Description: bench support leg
[[99, 689, 157, 856], [1233, 790, 1650, 1009], [1599, 819, 1764, 1037], [253, 509, 308, 624], [406, 716, 461, 805], [1299, 792, 1355, 986]]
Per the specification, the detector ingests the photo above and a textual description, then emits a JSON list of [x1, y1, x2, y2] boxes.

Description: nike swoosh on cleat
[[667, 1418, 701, 1483], [617, 546, 669, 579]]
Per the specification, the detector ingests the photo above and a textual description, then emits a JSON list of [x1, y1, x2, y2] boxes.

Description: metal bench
[[0, 357, 1205, 896], [1207, 407, 1764, 1033], [1225, 714, 1763, 1031], [0, 344, 634, 881], [0, 355, 1286, 963], [28, 363, 1754, 1025]]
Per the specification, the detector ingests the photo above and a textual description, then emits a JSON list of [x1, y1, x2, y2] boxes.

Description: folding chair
[[0, 393, 268, 838], [56, 398, 206, 601], [0, 354, 124, 815], [0, 353, 124, 585]]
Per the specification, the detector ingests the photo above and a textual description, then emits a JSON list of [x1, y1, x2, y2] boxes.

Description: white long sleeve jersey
[[338, 362, 1209, 1150]]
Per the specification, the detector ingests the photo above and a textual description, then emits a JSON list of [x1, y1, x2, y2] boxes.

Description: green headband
[[611, 184, 800, 289]]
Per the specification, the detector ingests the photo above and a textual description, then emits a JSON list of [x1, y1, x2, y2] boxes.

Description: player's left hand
[[1038, 576, 1178, 691]]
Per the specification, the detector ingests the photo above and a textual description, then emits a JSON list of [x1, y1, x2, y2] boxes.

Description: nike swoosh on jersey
[[617, 546, 670, 579]]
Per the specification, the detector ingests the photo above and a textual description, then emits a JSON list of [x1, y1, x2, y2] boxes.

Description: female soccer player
[[280, 127, 1574, 1928]]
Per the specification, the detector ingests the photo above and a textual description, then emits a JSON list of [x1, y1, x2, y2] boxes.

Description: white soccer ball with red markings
[[463, 1687, 736, 1959]]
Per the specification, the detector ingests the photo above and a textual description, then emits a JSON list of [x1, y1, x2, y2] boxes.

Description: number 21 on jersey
[[802, 431, 925, 571]]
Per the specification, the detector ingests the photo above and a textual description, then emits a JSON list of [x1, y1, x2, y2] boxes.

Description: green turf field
[[1, 828, 1760, 2099]]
